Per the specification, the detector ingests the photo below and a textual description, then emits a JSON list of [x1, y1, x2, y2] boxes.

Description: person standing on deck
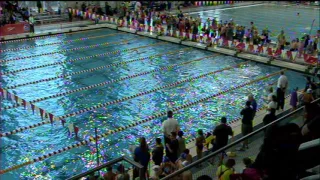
[[152, 138, 164, 166], [240, 101, 254, 151], [248, 94, 257, 119], [28, 14, 35, 33], [162, 111, 179, 155], [277, 71, 288, 111]]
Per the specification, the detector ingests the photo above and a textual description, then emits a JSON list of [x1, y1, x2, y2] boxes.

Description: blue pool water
[[0, 28, 306, 179]]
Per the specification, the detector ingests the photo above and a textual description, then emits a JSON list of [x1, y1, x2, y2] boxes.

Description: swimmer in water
[[297, 12, 300, 16]]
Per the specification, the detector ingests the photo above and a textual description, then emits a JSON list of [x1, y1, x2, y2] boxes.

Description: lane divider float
[[0, 69, 285, 174], [4, 48, 193, 89], [2, 54, 216, 110], [0, 42, 167, 75], [0, 59, 248, 137], [0, 32, 126, 53], [0, 37, 140, 63], [0, 28, 104, 44]]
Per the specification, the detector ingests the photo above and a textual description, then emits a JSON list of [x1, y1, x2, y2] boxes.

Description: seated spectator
[[177, 160, 192, 180], [150, 165, 161, 180], [160, 156, 176, 177], [103, 166, 116, 180], [216, 159, 236, 180], [253, 123, 302, 180], [116, 164, 129, 180], [181, 149, 193, 164], [301, 114, 320, 140], [241, 157, 262, 180]]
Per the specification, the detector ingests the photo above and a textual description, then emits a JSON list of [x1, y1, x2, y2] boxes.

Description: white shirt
[[267, 92, 275, 102], [277, 75, 288, 89], [134, 1, 141, 11], [162, 118, 178, 137], [268, 101, 277, 110]]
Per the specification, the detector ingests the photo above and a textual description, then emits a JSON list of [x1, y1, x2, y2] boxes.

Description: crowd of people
[[84, 72, 319, 180], [114, 4, 320, 57]]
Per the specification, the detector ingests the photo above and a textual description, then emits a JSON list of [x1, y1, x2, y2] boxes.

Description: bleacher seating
[[34, 13, 68, 25]]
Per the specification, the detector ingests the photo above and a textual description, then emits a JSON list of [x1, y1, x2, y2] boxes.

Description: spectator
[[162, 111, 179, 154], [212, 117, 233, 152], [241, 158, 262, 180], [75, 2, 79, 10], [248, 94, 257, 118], [103, 166, 116, 180], [301, 114, 320, 140], [86, 172, 98, 180], [134, 137, 150, 179], [216, 159, 236, 180], [165, 132, 179, 163], [303, 89, 314, 104], [152, 138, 164, 166], [28, 14, 35, 33], [68, 8, 73, 22], [160, 156, 176, 177], [135, 1, 141, 12], [82, 2, 86, 12], [290, 87, 299, 111], [267, 95, 277, 113], [240, 101, 254, 151], [179, 149, 193, 164], [254, 123, 302, 180], [150, 165, 161, 180], [177, 161, 192, 180], [116, 164, 130, 180], [277, 30, 285, 44], [263, 108, 277, 129], [304, 76, 317, 98], [277, 71, 288, 111], [37, 0, 42, 13], [177, 131, 186, 157], [195, 129, 205, 163], [265, 86, 275, 103]]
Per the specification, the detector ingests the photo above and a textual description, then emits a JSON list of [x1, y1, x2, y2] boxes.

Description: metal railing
[[67, 156, 144, 180], [161, 98, 320, 180]]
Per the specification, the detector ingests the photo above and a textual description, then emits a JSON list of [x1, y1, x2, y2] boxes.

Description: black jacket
[[241, 106, 254, 125]]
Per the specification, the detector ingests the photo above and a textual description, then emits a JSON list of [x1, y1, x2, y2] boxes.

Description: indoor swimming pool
[[0, 28, 307, 179]]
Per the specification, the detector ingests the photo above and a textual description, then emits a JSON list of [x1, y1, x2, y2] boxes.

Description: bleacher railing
[[66, 156, 144, 180], [161, 98, 320, 180]]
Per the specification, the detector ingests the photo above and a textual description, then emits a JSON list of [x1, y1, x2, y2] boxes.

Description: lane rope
[[0, 69, 285, 174], [0, 37, 141, 63], [0, 32, 126, 53], [0, 60, 249, 137], [0, 28, 104, 44], [4, 48, 193, 89], [2, 54, 216, 110], [0, 42, 167, 75]]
